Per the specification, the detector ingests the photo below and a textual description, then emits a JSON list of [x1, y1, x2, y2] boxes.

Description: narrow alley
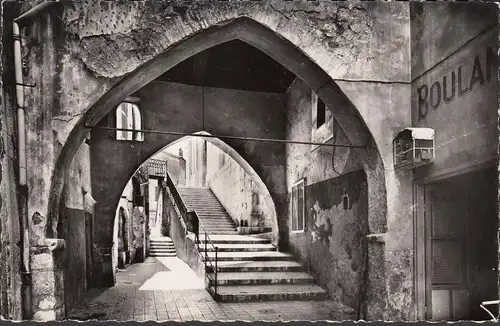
[[65, 244, 352, 322]]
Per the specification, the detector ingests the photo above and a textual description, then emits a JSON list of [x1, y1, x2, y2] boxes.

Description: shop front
[[410, 26, 499, 321]]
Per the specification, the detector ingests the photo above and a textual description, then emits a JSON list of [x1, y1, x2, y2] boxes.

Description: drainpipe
[[12, 1, 59, 319]]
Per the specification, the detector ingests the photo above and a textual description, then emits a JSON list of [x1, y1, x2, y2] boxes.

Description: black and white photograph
[[0, 0, 498, 323]]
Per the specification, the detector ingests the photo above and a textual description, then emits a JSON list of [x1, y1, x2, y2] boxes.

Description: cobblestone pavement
[[66, 257, 355, 322]]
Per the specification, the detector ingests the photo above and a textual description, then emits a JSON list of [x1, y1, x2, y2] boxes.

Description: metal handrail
[[194, 215, 219, 300], [164, 173, 219, 300]]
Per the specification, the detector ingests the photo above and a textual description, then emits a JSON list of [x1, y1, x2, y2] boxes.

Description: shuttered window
[[428, 187, 467, 286]]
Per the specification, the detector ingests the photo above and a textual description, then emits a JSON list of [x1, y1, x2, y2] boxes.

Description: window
[[311, 91, 333, 152], [316, 97, 326, 128], [291, 179, 306, 232], [116, 101, 143, 141]]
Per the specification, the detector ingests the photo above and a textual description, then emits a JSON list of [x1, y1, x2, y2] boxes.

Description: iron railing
[[194, 215, 219, 300], [165, 172, 219, 300]]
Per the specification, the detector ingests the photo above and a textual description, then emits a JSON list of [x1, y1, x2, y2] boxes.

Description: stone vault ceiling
[[156, 40, 297, 94]]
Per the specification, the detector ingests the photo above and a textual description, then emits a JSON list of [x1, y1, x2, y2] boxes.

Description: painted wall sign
[[417, 46, 497, 120]]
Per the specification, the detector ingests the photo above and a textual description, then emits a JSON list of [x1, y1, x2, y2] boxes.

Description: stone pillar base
[[31, 238, 66, 321]]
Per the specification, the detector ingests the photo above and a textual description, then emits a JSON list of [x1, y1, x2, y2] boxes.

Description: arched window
[[116, 99, 143, 141]]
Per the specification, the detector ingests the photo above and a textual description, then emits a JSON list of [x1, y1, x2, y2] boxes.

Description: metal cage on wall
[[393, 127, 435, 169]]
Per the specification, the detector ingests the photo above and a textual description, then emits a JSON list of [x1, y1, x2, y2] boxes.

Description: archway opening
[[53, 17, 388, 319]]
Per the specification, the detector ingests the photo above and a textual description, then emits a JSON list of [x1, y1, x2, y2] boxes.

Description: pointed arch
[[47, 16, 385, 249]]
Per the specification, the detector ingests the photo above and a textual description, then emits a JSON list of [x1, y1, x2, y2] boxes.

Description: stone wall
[[164, 185, 204, 279], [59, 141, 93, 315], [411, 2, 498, 179], [0, 1, 22, 320], [207, 144, 273, 230], [90, 81, 287, 282], [286, 77, 372, 317]]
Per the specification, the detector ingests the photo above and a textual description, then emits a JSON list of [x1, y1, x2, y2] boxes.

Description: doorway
[[416, 166, 498, 321]]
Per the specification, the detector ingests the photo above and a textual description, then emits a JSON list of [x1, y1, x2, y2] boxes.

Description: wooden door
[[425, 184, 470, 321]]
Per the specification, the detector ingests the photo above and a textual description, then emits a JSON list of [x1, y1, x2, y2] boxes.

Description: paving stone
[[66, 256, 349, 322]]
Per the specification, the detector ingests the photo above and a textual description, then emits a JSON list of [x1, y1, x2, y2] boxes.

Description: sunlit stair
[[177, 188, 328, 302], [178, 187, 238, 235], [149, 236, 176, 257], [200, 235, 328, 302]]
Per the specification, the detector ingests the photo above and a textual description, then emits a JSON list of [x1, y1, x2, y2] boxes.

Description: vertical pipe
[[12, 2, 60, 320], [13, 20, 32, 320], [13, 23, 26, 186]]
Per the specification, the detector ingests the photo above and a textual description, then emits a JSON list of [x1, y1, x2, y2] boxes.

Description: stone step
[[149, 243, 175, 247], [194, 209, 230, 217], [150, 252, 177, 257], [206, 232, 240, 235], [200, 222, 235, 227], [200, 224, 237, 229], [184, 201, 222, 205], [202, 229, 237, 234], [214, 261, 305, 272], [149, 248, 176, 252], [202, 226, 237, 230], [180, 192, 215, 195], [210, 271, 315, 286], [198, 215, 232, 220], [184, 201, 219, 203], [209, 284, 328, 302], [182, 201, 222, 204], [182, 197, 219, 200], [200, 243, 276, 252], [198, 215, 232, 218], [150, 244, 174, 248], [194, 211, 230, 214], [199, 220, 235, 224], [199, 235, 271, 244], [191, 210, 229, 214], [202, 251, 293, 262], [150, 239, 174, 242], [150, 248, 175, 252], [202, 225, 237, 229]]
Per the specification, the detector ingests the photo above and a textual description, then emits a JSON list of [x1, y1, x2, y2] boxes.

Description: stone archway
[[44, 15, 392, 320], [48, 16, 384, 244], [153, 131, 281, 243]]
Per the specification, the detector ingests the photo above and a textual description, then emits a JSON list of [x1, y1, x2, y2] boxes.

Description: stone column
[[30, 239, 65, 321]]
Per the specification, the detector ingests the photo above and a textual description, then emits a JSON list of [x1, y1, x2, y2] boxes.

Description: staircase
[[177, 187, 328, 303], [178, 187, 238, 235], [201, 235, 328, 302], [149, 236, 177, 257]]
